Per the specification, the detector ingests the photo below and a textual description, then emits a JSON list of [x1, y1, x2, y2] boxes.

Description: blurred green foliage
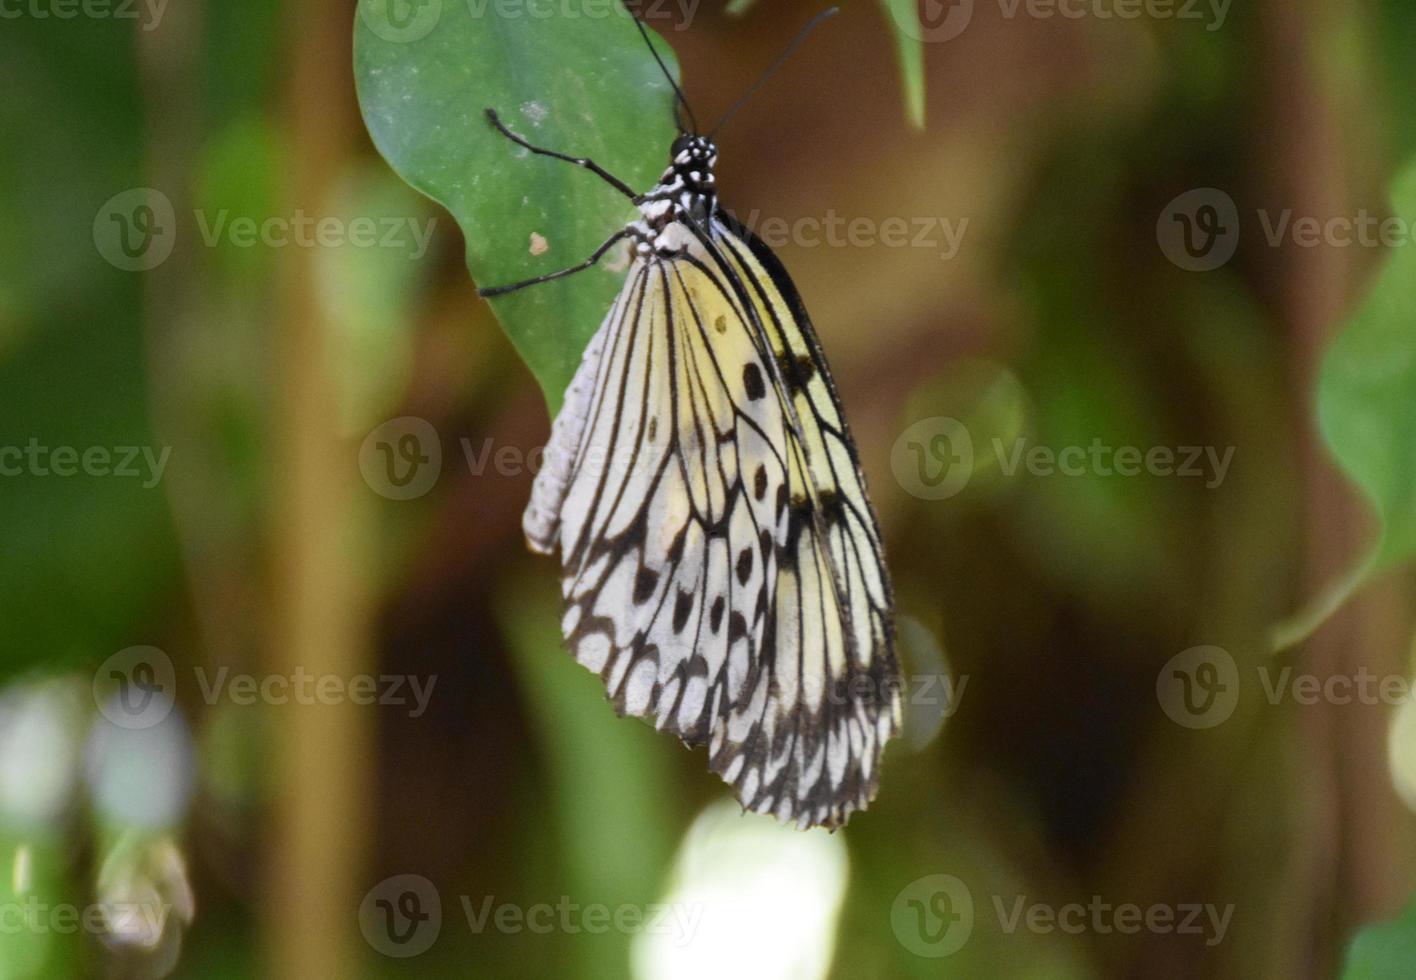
[[1342, 892, 1416, 980], [0, 18, 181, 682]]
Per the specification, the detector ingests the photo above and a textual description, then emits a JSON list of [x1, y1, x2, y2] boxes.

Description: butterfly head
[[667, 133, 718, 194]]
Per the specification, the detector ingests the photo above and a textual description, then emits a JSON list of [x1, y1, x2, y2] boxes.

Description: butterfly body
[[487, 16, 900, 829]]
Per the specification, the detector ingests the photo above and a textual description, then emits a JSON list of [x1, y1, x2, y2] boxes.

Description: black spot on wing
[[742, 362, 766, 401], [672, 589, 694, 633], [736, 547, 754, 585], [727, 611, 748, 643], [633, 567, 658, 605], [777, 352, 817, 393]]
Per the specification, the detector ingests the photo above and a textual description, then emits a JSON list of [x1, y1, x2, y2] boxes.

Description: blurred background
[[3, 0, 1416, 977]]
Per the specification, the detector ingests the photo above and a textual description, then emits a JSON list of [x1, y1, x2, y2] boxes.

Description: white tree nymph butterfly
[[481, 8, 901, 829]]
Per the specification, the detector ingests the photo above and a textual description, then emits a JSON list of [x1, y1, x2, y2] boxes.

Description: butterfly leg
[[479, 228, 639, 297], [486, 109, 639, 200]]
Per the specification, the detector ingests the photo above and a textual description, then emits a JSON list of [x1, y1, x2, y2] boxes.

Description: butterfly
[[480, 9, 900, 829]]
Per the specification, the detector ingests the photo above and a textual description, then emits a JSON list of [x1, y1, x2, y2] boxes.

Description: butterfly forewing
[[712, 222, 895, 677]]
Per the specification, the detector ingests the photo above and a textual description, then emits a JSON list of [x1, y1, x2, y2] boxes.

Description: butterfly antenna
[[709, 6, 839, 139], [632, 13, 699, 134]]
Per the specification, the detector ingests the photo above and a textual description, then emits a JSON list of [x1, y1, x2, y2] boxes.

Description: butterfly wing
[[525, 219, 900, 829], [709, 210, 898, 708]]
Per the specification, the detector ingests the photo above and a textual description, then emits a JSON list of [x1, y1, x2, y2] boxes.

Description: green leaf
[[1341, 891, 1416, 980], [1276, 160, 1416, 648], [354, 0, 679, 409], [878, 0, 926, 129], [1318, 161, 1416, 568]]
